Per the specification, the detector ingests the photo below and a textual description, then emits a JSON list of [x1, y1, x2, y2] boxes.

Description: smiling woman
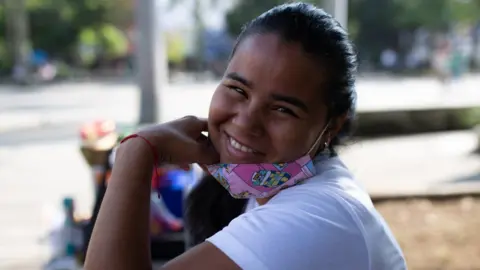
[[84, 3, 406, 270]]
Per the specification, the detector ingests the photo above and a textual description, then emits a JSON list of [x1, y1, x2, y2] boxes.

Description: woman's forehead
[[227, 34, 327, 103]]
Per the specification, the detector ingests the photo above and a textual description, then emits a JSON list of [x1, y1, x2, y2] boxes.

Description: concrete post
[[135, 0, 168, 124], [323, 0, 348, 29]]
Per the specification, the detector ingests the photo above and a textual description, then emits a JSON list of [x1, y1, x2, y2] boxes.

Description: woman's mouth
[[229, 136, 255, 153], [224, 132, 264, 162]]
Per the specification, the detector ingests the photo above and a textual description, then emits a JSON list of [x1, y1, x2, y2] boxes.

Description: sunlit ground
[[377, 197, 480, 270]]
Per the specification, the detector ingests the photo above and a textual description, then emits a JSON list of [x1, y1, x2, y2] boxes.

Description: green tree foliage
[[0, 0, 133, 63], [391, 0, 480, 29], [100, 24, 129, 59], [0, 5, 5, 39], [0, 6, 8, 72], [166, 32, 187, 65], [1, 0, 479, 70], [348, 0, 399, 63], [225, 0, 322, 37], [226, 0, 480, 64]]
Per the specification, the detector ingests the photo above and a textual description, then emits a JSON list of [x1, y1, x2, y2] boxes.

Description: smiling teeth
[[230, 137, 254, 153]]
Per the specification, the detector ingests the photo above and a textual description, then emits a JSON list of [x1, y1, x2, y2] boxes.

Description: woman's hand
[[136, 116, 220, 165], [85, 116, 220, 270]]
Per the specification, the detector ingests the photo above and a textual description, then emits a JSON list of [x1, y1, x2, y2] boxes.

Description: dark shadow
[[450, 172, 480, 184]]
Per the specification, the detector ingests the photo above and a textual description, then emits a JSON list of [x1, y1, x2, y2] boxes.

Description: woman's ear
[[328, 113, 348, 141]]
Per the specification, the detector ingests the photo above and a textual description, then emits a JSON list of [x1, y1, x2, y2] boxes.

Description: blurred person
[[37, 62, 58, 81], [474, 25, 480, 70], [432, 40, 452, 84], [380, 48, 397, 71], [126, 26, 136, 71], [31, 49, 48, 68], [85, 3, 406, 270], [450, 47, 464, 79], [12, 63, 28, 82], [31, 49, 57, 82], [450, 39, 469, 80]]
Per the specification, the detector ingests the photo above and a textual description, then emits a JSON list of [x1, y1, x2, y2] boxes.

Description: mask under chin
[[205, 154, 316, 199]]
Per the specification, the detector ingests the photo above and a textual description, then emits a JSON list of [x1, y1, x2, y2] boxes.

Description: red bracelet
[[120, 134, 159, 182]]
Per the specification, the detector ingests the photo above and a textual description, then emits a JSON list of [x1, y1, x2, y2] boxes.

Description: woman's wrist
[[115, 138, 155, 168], [136, 130, 169, 163], [109, 138, 157, 186]]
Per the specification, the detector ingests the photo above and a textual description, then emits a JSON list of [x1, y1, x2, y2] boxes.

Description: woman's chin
[[219, 155, 266, 164]]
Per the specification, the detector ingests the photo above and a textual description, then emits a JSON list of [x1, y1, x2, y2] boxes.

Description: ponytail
[[184, 174, 248, 247]]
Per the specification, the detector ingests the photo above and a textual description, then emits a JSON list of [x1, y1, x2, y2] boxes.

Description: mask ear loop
[[307, 120, 331, 156]]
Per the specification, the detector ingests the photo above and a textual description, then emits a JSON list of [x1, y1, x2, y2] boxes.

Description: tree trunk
[[5, 0, 31, 84]]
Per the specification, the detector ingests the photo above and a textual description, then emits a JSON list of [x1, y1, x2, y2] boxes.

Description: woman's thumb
[[195, 136, 219, 165], [183, 116, 208, 135], [202, 148, 220, 165]]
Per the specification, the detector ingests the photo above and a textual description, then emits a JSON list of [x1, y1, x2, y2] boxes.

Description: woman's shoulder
[[209, 159, 377, 270], [259, 157, 406, 269], [277, 155, 374, 212], [209, 183, 373, 270], [208, 157, 406, 270], [243, 156, 375, 249], [268, 160, 375, 232]]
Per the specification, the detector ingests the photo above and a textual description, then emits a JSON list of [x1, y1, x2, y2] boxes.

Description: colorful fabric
[[207, 155, 316, 199]]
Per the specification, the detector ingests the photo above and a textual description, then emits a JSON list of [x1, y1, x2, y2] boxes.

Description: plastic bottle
[[44, 198, 81, 270]]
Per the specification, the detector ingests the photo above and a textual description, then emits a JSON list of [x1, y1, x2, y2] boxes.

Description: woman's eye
[[275, 107, 298, 117], [228, 86, 247, 97]]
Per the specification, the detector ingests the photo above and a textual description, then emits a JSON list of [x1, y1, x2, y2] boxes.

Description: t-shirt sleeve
[[206, 190, 370, 270]]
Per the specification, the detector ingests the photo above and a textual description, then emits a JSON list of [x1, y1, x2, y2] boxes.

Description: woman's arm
[[84, 138, 154, 270], [84, 117, 239, 270]]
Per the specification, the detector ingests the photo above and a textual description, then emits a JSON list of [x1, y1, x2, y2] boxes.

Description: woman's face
[[208, 33, 330, 164]]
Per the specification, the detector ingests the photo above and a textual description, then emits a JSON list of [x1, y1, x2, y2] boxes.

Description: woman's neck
[[256, 197, 272, 206]]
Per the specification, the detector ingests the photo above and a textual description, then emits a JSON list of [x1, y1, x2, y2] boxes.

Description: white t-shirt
[[207, 155, 407, 270]]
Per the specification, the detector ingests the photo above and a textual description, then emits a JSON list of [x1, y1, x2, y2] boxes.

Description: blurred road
[[0, 77, 480, 269], [342, 131, 480, 197], [1, 75, 480, 134]]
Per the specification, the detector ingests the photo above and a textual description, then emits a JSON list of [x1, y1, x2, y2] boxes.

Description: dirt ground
[[375, 196, 480, 270]]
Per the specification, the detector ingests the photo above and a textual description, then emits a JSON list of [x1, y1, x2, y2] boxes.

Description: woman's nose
[[231, 104, 265, 137]]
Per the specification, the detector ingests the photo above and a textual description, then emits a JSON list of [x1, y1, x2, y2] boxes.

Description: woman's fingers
[[138, 116, 217, 165], [198, 147, 220, 165], [181, 116, 209, 135], [193, 134, 219, 165]]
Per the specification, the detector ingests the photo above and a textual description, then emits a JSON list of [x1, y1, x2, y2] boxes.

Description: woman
[[85, 3, 406, 270]]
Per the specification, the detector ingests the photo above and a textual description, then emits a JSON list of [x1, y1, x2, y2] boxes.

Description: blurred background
[[1, 0, 480, 269]]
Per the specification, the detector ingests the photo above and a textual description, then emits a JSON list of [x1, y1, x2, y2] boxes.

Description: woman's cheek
[[268, 120, 310, 160], [209, 89, 238, 122]]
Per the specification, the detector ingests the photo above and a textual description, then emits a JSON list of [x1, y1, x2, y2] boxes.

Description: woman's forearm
[[84, 139, 154, 270]]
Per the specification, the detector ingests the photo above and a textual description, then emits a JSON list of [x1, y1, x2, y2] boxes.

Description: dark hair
[[184, 2, 357, 248]]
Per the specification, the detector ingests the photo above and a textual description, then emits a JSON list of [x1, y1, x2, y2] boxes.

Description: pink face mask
[[206, 123, 330, 199]]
